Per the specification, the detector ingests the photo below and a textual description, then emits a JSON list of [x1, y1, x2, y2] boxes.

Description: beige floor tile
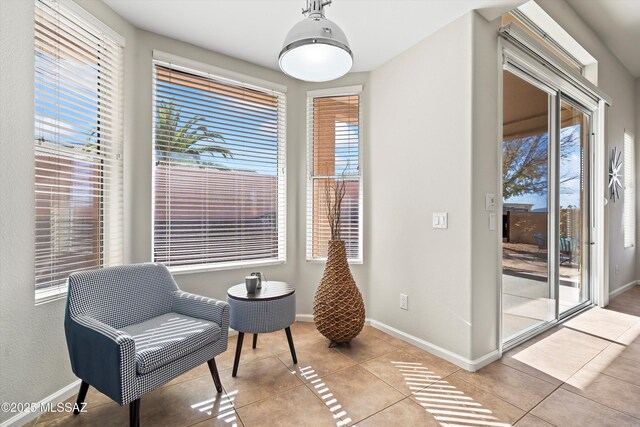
[[499, 347, 563, 386], [36, 401, 128, 427], [305, 365, 405, 425], [36, 384, 113, 424], [191, 415, 244, 427], [562, 369, 640, 419], [572, 343, 640, 387], [165, 362, 212, 387], [531, 388, 640, 427], [410, 374, 525, 426], [513, 414, 555, 426], [358, 398, 440, 426], [276, 342, 355, 383], [236, 385, 335, 427], [332, 334, 399, 364], [450, 362, 557, 411], [360, 350, 455, 396], [563, 307, 639, 341], [499, 327, 608, 383], [138, 374, 239, 427], [218, 335, 275, 371], [219, 356, 302, 408]]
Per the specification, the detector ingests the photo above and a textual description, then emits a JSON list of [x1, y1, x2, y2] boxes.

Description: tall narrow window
[[624, 130, 635, 248], [152, 58, 286, 272], [306, 87, 363, 262], [34, 0, 124, 302]]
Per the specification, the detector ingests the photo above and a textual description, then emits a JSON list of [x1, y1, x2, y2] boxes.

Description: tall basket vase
[[313, 239, 365, 346]]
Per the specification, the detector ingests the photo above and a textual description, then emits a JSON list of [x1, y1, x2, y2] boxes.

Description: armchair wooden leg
[[252, 333, 258, 349], [207, 358, 223, 393], [130, 398, 140, 427], [73, 381, 89, 415]]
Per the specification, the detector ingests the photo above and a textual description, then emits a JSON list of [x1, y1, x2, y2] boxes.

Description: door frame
[[497, 38, 607, 353]]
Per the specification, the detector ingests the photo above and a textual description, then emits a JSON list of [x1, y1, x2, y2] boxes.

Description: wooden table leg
[[232, 332, 244, 377], [285, 326, 297, 364], [252, 333, 258, 349]]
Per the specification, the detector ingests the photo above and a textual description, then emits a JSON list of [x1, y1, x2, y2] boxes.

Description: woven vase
[[313, 239, 365, 345]]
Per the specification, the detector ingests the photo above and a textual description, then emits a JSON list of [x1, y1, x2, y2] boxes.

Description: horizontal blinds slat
[[153, 61, 286, 268], [307, 93, 362, 261], [34, 0, 124, 295]]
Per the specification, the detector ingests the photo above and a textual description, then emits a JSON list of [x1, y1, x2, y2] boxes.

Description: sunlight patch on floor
[[392, 361, 512, 427]]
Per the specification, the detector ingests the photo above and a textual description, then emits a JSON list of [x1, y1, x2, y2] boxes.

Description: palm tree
[[155, 101, 231, 166]]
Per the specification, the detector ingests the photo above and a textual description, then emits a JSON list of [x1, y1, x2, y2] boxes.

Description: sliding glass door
[[501, 69, 593, 346], [558, 99, 590, 315], [502, 70, 556, 342]]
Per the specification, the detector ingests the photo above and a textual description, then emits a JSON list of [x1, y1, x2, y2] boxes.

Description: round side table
[[227, 281, 297, 377]]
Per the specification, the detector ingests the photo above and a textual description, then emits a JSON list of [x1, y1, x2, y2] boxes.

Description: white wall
[[470, 13, 502, 360], [534, 0, 637, 292], [367, 13, 475, 360], [0, 0, 137, 424]]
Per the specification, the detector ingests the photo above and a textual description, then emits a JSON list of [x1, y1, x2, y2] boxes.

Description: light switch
[[433, 212, 448, 229], [485, 193, 496, 211]]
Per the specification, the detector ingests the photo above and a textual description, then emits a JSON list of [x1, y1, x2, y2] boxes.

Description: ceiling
[[566, 0, 640, 78], [104, 0, 524, 73]]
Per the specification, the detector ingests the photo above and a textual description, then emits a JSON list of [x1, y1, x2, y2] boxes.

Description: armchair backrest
[[67, 263, 178, 329]]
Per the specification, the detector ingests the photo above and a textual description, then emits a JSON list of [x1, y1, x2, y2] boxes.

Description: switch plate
[[489, 212, 496, 231], [433, 212, 448, 229], [485, 193, 496, 211], [400, 294, 408, 310]]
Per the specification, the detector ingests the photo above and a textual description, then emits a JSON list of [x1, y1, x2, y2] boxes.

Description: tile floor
[[26, 285, 640, 426]]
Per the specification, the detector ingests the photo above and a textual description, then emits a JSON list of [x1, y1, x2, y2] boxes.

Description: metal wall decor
[[609, 146, 623, 202]]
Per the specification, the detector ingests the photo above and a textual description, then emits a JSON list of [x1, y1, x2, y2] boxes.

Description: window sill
[[167, 259, 286, 275], [35, 285, 68, 306]]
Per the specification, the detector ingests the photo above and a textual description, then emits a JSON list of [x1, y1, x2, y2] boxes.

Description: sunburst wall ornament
[[609, 146, 623, 202]]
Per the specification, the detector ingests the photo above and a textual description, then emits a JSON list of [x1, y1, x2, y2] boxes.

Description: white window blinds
[[306, 88, 363, 262], [152, 60, 286, 272], [34, 0, 124, 301], [624, 130, 635, 248]]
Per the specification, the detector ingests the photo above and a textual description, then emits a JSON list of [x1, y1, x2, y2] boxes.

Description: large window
[[34, 0, 124, 302], [624, 130, 635, 248], [306, 87, 362, 262], [152, 57, 286, 272]]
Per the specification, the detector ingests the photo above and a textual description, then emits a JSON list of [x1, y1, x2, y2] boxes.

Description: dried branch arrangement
[[324, 177, 346, 240]]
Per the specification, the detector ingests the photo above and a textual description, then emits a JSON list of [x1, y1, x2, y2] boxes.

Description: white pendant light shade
[[279, 1, 353, 82]]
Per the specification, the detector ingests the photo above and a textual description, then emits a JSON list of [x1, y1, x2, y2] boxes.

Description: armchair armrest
[[64, 314, 137, 405], [172, 291, 230, 342]]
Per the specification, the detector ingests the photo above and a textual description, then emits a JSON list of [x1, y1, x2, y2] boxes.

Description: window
[[306, 87, 362, 262], [624, 130, 635, 248], [34, 0, 124, 302], [152, 57, 286, 272]]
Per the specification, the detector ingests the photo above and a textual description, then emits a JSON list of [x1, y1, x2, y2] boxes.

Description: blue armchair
[[64, 263, 229, 426]]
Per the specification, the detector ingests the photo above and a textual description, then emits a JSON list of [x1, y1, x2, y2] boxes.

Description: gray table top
[[227, 281, 295, 301]]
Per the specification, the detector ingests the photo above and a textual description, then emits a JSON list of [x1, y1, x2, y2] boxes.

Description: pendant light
[[279, 0, 353, 82]]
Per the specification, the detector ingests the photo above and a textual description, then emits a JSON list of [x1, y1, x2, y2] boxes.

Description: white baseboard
[[295, 314, 498, 372], [610, 280, 638, 299], [0, 379, 81, 427]]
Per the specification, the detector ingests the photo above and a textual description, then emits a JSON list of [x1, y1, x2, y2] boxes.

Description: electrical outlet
[[615, 265, 620, 275], [400, 294, 408, 310]]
